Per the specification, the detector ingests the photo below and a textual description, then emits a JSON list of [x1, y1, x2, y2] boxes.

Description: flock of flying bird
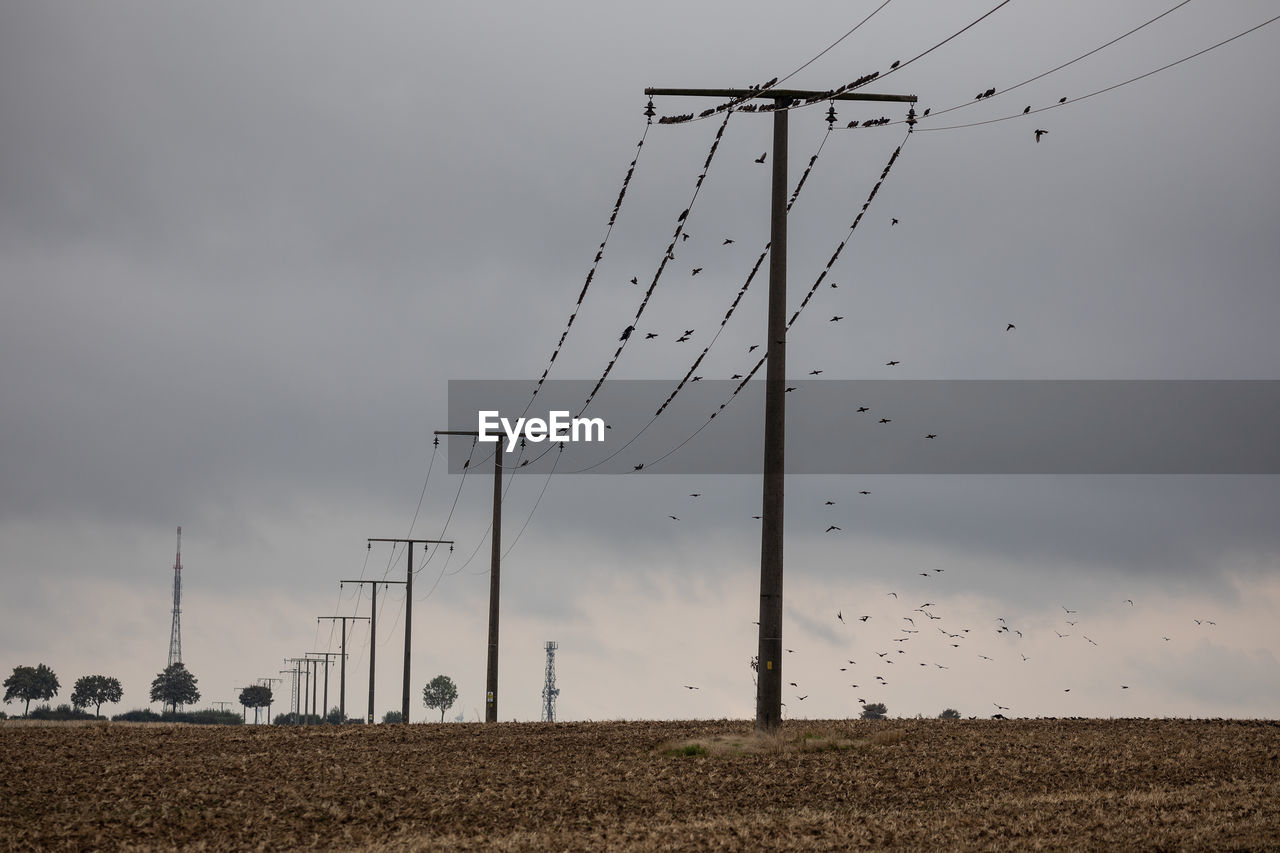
[[677, 559, 1223, 718], [650, 126, 1227, 719]]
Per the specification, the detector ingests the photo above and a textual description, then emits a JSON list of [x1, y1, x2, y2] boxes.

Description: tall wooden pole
[[642, 85, 916, 732], [340, 578, 406, 723], [757, 101, 789, 732], [486, 444, 502, 722], [367, 538, 453, 723]]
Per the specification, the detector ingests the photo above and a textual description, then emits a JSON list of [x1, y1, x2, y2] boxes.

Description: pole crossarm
[[644, 87, 916, 103], [367, 538, 454, 545]]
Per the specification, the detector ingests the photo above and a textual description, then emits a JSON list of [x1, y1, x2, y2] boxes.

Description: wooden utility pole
[[435, 430, 504, 722], [317, 615, 368, 723], [366, 538, 454, 724], [306, 652, 341, 723], [339, 577, 406, 723], [644, 85, 916, 732]]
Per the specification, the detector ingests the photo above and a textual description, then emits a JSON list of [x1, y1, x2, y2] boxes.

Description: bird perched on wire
[[620, 325, 635, 341], [1035, 129, 1048, 142]]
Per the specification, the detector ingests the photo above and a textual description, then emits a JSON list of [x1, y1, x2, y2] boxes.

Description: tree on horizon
[[150, 662, 200, 714], [3, 664, 60, 717], [71, 675, 123, 718]]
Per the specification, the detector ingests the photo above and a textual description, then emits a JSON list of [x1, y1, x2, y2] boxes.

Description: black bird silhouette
[[926, 434, 937, 439], [731, 374, 743, 380], [691, 376, 702, 382], [1023, 106, 1030, 114], [1035, 129, 1048, 142], [886, 360, 899, 366], [682, 233, 690, 242], [691, 268, 702, 276], [1006, 323, 1016, 331], [755, 152, 767, 164], [630, 276, 638, 285], [859, 490, 871, 495], [645, 332, 658, 339], [984, 87, 995, 98], [683, 329, 695, 337], [723, 238, 735, 245], [810, 369, 823, 375], [790, 682, 798, 687], [689, 493, 701, 498], [857, 406, 869, 412], [922, 108, 931, 116], [831, 315, 844, 322], [879, 418, 892, 424], [748, 344, 759, 352], [677, 208, 689, 222], [1063, 606, 1076, 614], [859, 616, 870, 623], [824, 500, 835, 506], [1059, 96, 1067, 103], [891, 218, 899, 225], [797, 695, 808, 701], [634, 463, 644, 471], [620, 325, 634, 341], [676, 335, 690, 343], [890, 60, 900, 69], [785, 386, 797, 393], [830, 281, 838, 288], [684, 685, 699, 690], [837, 611, 844, 623], [668, 515, 679, 521]]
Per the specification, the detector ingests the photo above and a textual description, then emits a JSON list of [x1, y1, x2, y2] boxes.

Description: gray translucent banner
[[445, 380, 1280, 475]]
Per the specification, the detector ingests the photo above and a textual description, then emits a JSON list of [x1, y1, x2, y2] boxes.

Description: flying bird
[[689, 493, 701, 498], [886, 360, 899, 366], [645, 332, 658, 339], [797, 695, 808, 701], [1006, 323, 1016, 331], [683, 329, 695, 337], [837, 611, 844, 623], [755, 152, 767, 164], [857, 406, 869, 412], [926, 434, 937, 439], [1063, 606, 1077, 614], [891, 218, 899, 226], [668, 516, 679, 521], [723, 238, 735, 245], [831, 315, 844, 322], [826, 525, 842, 532], [676, 335, 691, 343], [691, 268, 702, 276], [785, 386, 797, 393], [748, 344, 759, 352], [879, 418, 892, 424], [824, 500, 835, 505], [630, 276, 639, 285], [1035, 129, 1048, 142], [859, 490, 871, 495], [619, 325, 634, 341], [859, 615, 870, 623], [810, 369, 823, 375], [683, 685, 699, 690]]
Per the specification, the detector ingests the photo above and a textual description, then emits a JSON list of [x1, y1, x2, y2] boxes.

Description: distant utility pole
[[644, 84, 916, 732], [434, 430, 504, 722], [306, 651, 341, 722], [284, 657, 311, 720], [259, 676, 282, 724], [339, 576, 406, 724], [317, 615, 368, 722], [367, 537, 454, 724], [212, 701, 231, 713]]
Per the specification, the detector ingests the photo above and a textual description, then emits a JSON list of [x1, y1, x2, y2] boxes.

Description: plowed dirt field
[[3, 718, 1278, 850]]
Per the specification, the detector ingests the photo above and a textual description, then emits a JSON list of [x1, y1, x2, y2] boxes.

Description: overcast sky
[[3, 1, 1279, 724]]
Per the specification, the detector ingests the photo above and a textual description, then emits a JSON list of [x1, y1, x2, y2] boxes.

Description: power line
[[916, 0, 1193, 124], [916, 11, 1280, 134]]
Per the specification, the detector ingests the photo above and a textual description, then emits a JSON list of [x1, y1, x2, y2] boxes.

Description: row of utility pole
[[267, 81, 914, 733]]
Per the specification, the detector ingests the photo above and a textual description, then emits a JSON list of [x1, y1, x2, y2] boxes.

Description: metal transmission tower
[[540, 641, 559, 722], [167, 526, 183, 668]]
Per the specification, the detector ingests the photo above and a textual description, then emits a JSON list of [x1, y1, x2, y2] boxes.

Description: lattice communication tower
[[541, 641, 559, 722]]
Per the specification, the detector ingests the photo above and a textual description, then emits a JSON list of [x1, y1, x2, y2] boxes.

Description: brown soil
[[3, 718, 1278, 851]]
